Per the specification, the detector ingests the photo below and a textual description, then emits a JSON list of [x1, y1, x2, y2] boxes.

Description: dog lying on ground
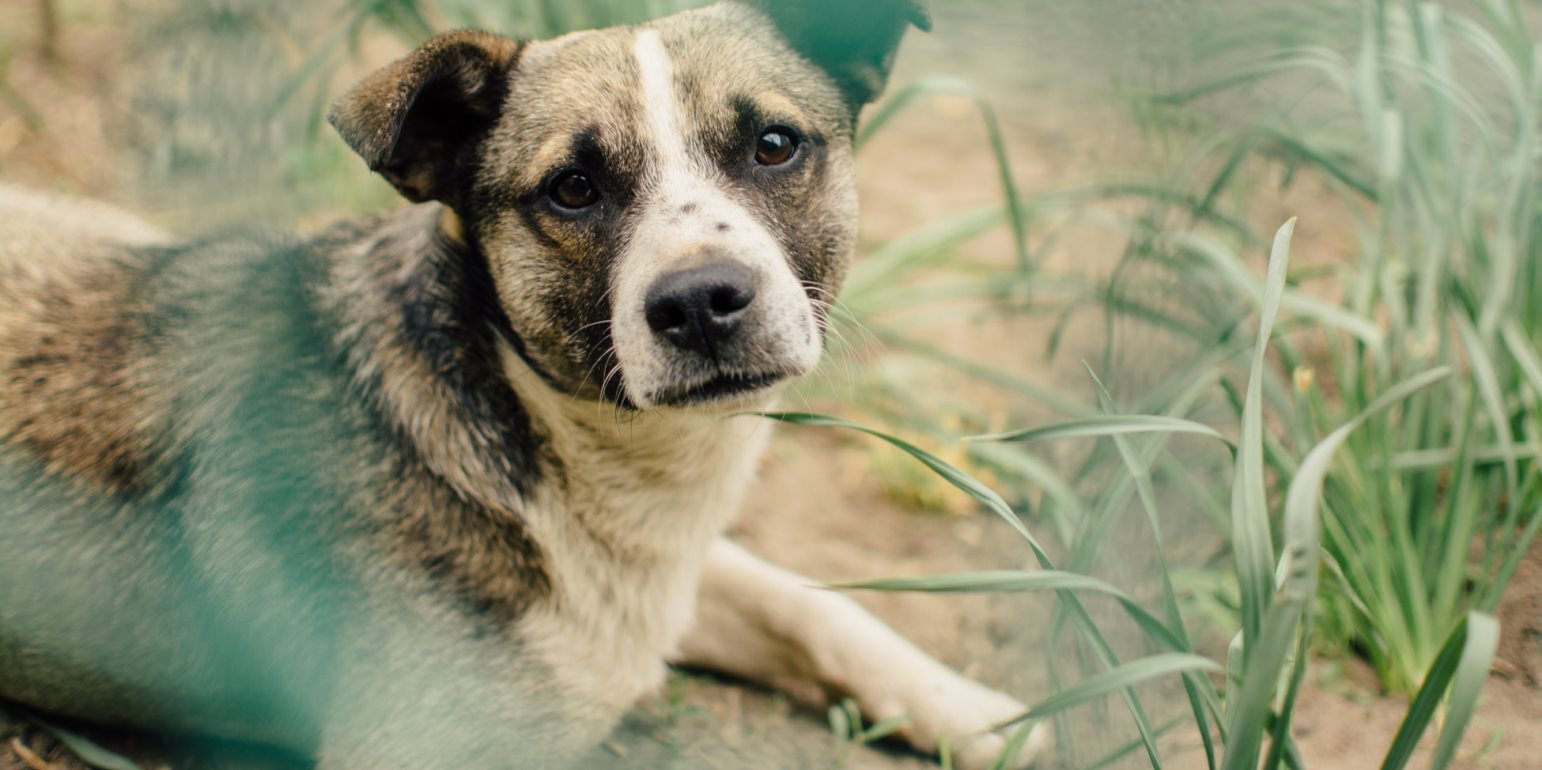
[[0, 1, 1049, 767]]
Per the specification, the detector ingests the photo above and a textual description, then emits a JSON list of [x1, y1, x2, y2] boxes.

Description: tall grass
[[763, 2, 1541, 764], [1077, 0, 1542, 696], [772, 220, 1498, 770]]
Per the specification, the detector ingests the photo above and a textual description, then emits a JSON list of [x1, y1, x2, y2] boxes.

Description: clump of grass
[[826, 697, 913, 768], [769, 220, 1498, 770], [1076, 0, 1542, 697]]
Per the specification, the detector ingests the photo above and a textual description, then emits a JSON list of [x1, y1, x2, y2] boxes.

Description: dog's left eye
[[755, 128, 799, 167], [550, 172, 601, 210]]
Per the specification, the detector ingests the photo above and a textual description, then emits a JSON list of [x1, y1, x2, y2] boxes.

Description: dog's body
[[0, 3, 1047, 768]]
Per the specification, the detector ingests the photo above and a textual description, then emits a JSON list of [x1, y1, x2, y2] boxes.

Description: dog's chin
[[646, 370, 793, 412]]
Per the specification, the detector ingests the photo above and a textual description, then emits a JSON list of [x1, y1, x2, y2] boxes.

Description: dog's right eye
[[550, 172, 600, 210], [755, 128, 799, 167]]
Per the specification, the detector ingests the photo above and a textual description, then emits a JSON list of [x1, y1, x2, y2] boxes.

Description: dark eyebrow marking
[[731, 94, 763, 140], [569, 127, 607, 171], [697, 94, 767, 172], [731, 94, 823, 141], [517, 126, 608, 208]]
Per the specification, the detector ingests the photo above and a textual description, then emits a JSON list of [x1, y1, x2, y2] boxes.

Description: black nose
[[644, 260, 758, 358]]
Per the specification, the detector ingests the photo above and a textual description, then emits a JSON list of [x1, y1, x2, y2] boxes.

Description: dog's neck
[[501, 340, 775, 552], [326, 205, 541, 518]]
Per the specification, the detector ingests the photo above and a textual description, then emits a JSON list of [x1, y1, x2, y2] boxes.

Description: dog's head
[[330, 0, 929, 411]]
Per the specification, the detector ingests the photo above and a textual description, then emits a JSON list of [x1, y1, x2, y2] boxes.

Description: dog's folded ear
[[329, 30, 523, 205], [734, 0, 930, 111]]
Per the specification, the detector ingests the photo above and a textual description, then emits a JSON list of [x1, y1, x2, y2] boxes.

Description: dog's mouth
[[651, 370, 787, 408]]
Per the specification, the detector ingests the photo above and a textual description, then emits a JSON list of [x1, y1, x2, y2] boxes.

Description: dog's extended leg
[[673, 539, 1050, 770]]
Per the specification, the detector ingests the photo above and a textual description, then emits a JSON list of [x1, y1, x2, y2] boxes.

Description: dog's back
[[0, 190, 208, 729], [0, 190, 386, 749], [0, 193, 566, 759], [1, 190, 287, 743], [0, 188, 166, 493], [0, 186, 165, 258]]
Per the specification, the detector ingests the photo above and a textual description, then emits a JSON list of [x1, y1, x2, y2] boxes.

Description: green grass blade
[[12, 708, 142, 770], [1232, 219, 1296, 649], [1224, 365, 1451, 769], [966, 443, 1087, 545], [1262, 617, 1313, 770], [1501, 321, 1542, 402], [1285, 367, 1452, 565], [994, 654, 1222, 732], [987, 722, 1042, 770], [833, 570, 1126, 595], [830, 570, 1192, 654], [1379, 615, 1466, 770], [862, 713, 912, 744], [1171, 230, 1385, 350], [1220, 600, 1306, 770], [1482, 501, 1542, 612], [827, 700, 852, 741], [843, 205, 1007, 300], [1380, 612, 1500, 770], [966, 415, 1231, 448], [1455, 315, 1519, 505], [1429, 612, 1500, 769], [758, 412, 1033, 541], [1083, 368, 1220, 770]]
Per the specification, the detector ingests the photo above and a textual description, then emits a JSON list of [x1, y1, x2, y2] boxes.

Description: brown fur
[[317, 207, 553, 618], [0, 258, 154, 492], [0, 189, 166, 493]]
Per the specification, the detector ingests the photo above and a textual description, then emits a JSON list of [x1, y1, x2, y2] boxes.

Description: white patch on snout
[[610, 29, 821, 409]]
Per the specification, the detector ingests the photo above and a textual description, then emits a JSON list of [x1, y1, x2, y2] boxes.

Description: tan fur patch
[[0, 248, 158, 492], [0, 188, 166, 492]]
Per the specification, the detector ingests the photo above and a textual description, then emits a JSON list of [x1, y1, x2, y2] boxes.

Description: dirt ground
[[1, 1, 1540, 769]]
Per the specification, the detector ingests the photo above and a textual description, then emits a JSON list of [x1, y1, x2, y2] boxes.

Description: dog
[[0, 1, 1050, 768]]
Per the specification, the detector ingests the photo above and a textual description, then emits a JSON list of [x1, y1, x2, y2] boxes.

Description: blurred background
[[1, 1, 1540, 769]]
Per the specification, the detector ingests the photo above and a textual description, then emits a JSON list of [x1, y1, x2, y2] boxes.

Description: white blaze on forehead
[[611, 28, 823, 408], [634, 30, 695, 184]]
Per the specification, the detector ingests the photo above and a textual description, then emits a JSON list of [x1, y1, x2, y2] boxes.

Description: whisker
[[572, 346, 618, 403]]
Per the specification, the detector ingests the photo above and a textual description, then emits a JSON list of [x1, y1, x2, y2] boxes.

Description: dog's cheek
[[548, 260, 617, 390], [479, 236, 568, 375], [770, 152, 861, 303], [483, 224, 622, 399]]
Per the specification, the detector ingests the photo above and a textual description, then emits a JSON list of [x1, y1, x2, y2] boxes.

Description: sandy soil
[[1, 2, 1539, 770]]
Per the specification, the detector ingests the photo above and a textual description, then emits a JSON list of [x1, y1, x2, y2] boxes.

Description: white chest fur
[[501, 345, 775, 723]]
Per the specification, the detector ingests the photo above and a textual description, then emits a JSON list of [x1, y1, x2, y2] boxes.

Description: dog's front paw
[[948, 719, 1052, 770], [871, 673, 1051, 770]]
